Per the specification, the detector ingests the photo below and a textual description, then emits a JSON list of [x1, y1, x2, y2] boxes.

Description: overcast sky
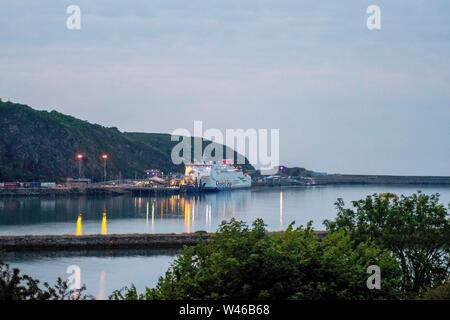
[[1, 0, 449, 175]]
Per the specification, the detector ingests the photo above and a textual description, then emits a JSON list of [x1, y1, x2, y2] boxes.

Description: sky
[[1, 0, 449, 175]]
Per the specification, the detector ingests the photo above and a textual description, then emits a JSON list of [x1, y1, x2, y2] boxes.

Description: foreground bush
[[324, 192, 450, 298], [111, 219, 401, 300]]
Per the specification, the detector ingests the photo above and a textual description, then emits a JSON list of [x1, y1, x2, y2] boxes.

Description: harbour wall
[[0, 187, 126, 197], [311, 174, 450, 185], [0, 233, 210, 251], [0, 231, 328, 251], [1, 174, 450, 198]]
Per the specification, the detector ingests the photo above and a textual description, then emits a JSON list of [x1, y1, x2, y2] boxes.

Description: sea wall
[[312, 174, 450, 185], [2, 174, 450, 198], [0, 233, 211, 251], [0, 231, 328, 251], [0, 187, 129, 197]]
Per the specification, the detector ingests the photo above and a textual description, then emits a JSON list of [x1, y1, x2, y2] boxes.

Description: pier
[[0, 231, 328, 251], [2, 174, 450, 198], [310, 174, 450, 185], [0, 232, 211, 251]]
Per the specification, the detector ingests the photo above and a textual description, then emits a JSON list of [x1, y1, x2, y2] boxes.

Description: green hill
[[0, 99, 252, 182]]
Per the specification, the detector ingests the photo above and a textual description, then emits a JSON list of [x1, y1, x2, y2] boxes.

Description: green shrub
[[324, 192, 450, 298], [111, 219, 401, 300]]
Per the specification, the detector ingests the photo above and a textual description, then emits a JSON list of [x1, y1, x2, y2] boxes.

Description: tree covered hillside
[[0, 100, 250, 182]]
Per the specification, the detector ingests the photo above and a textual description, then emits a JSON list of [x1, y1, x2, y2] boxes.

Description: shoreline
[[1, 178, 450, 198]]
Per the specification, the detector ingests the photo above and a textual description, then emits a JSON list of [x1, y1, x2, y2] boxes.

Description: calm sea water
[[4, 250, 176, 299], [2, 185, 450, 297]]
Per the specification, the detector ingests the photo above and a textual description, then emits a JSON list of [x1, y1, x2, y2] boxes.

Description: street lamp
[[101, 154, 108, 182], [76, 154, 83, 179]]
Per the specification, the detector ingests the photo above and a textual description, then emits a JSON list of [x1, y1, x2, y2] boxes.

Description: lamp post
[[76, 154, 83, 179], [101, 154, 108, 182]]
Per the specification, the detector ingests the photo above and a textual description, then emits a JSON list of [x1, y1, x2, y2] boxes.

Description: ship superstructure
[[184, 160, 251, 191]]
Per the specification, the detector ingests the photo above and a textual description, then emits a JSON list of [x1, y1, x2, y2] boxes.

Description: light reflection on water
[[101, 211, 107, 235], [76, 214, 83, 236], [0, 185, 449, 236], [0, 191, 249, 235]]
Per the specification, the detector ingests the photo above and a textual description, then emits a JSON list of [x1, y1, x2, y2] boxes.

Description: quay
[[0, 231, 328, 252], [2, 174, 450, 198], [310, 174, 450, 185], [0, 232, 211, 251], [0, 185, 184, 197]]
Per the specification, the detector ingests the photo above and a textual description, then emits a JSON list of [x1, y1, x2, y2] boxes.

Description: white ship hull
[[184, 162, 252, 192], [200, 176, 252, 191]]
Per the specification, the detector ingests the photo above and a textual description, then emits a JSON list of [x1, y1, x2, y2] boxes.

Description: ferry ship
[[184, 160, 252, 191]]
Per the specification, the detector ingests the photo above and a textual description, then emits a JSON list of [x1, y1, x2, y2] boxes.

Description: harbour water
[[4, 250, 176, 299], [2, 185, 450, 297]]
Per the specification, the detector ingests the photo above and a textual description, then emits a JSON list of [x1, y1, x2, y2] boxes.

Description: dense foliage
[[0, 260, 87, 300], [111, 219, 402, 300], [324, 192, 450, 298]]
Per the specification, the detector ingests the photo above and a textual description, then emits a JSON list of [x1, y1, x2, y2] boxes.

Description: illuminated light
[[184, 166, 192, 175], [75, 214, 83, 236], [101, 154, 108, 160], [76, 154, 83, 160], [101, 211, 107, 235]]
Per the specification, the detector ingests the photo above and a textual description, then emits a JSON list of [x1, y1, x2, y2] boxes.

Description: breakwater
[[3, 174, 449, 198], [312, 174, 450, 185], [0, 233, 210, 251], [0, 187, 128, 197], [0, 231, 328, 251]]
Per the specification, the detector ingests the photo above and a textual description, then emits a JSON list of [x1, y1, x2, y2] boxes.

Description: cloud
[[1, 0, 450, 175]]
